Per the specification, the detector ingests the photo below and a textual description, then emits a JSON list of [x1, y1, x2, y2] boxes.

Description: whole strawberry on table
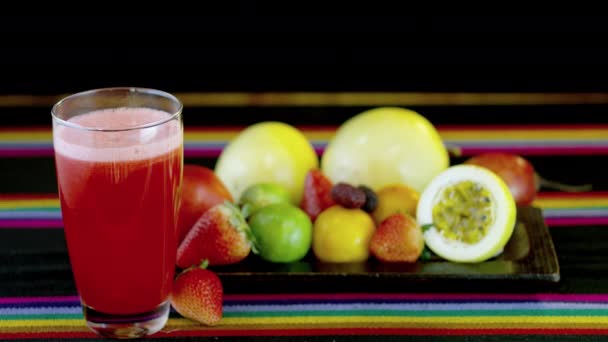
[[171, 260, 223, 326]]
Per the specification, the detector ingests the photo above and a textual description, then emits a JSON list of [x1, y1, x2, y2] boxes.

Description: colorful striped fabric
[[3, 125, 608, 157], [2, 293, 608, 338], [1, 192, 607, 228]]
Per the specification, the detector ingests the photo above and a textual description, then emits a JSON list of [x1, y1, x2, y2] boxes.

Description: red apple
[[177, 164, 233, 244]]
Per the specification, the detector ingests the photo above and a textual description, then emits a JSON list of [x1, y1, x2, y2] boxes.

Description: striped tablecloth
[[2, 101, 608, 339], [2, 294, 608, 339], [1, 191, 607, 229], [3, 124, 608, 157]]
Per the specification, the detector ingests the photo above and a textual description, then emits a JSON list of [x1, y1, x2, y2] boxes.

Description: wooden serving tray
[[212, 206, 560, 293]]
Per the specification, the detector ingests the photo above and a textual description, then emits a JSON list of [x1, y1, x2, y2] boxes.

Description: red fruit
[[465, 153, 593, 206], [177, 164, 233, 244], [300, 169, 336, 221], [464, 153, 537, 206], [171, 260, 223, 326], [177, 201, 256, 268], [370, 213, 424, 263]]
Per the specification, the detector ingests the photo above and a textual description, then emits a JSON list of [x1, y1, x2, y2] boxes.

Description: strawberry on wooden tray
[[300, 169, 335, 221], [176, 201, 257, 268]]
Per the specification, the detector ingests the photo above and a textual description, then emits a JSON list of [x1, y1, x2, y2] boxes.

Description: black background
[[0, 13, 607, 94]]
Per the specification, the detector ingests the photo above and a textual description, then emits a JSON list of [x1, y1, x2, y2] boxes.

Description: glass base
[[83, 301, 170, 339]]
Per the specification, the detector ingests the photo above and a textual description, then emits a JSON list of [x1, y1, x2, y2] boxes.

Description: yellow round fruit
[[215, 122, 318, 204], [321, 107, 449, 194], [416, 165, 517, 263], [313, 206, 376, 263], [372, 184, 420, 225]]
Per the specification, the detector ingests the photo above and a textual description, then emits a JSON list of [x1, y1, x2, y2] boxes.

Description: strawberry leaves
[[421, 224, 434, 232], [224, 200, 259, 254]]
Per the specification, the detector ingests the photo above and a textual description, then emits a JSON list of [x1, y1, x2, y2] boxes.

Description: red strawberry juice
[[54, 107, 183, 315]]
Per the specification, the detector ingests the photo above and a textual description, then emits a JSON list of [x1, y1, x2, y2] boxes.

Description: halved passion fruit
[[416, 165, 517, 263]]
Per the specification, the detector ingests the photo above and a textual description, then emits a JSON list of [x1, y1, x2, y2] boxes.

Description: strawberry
[[370, 213, 425, 262], [171, 260, 223, 326], [176, 201, 258, 268], [300, 169, 335, 221]]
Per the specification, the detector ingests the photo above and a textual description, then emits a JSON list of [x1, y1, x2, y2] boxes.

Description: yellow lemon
[[372, 184, 420, 225], [313, 206, 376, 263]]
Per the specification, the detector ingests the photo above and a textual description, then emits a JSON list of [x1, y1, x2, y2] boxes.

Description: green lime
[[249, 203, 312, 263], [239, 183, 292, 217]]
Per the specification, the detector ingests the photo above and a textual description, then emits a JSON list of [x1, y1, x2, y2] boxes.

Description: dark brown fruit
[[331, 183, 366, 209], [358, 185, 378, 213]]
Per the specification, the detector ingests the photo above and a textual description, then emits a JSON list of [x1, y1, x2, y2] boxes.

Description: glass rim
[[51, 87, 183, 132]]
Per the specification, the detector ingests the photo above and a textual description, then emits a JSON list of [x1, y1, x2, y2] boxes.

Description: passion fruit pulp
[[431, 180, 494, 245], [417, 165, 517, 263]]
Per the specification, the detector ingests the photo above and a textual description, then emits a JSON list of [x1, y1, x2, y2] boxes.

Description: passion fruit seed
[[432, 180, 494, 244]]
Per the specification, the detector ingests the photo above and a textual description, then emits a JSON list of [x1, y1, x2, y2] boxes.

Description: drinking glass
[[51, 87, 183, 339]]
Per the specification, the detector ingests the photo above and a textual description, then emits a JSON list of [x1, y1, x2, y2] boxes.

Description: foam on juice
[[53, 107, 182, 162]]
